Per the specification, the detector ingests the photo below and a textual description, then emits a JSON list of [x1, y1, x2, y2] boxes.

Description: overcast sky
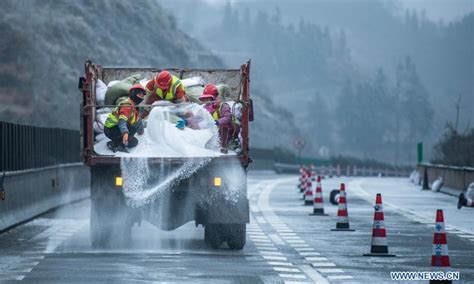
[[399, 0, 473, 22]]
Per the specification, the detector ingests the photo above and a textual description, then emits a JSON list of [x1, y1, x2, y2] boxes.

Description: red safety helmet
[[199, 84, 219, 101], [129, 84, 146, 94], [155, 71, 172, 90]]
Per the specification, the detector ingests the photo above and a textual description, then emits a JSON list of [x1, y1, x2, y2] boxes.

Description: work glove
[[175, 119, 187, 130], [122, 132, 129, 146]]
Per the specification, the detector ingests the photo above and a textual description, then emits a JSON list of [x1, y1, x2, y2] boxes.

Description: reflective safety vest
[[155, 75, 183, 101], [104, 97, 139, 128], [212, 102, 241, 126]]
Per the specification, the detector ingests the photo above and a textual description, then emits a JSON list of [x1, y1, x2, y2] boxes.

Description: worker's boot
[[457, 193, 467, 209], [106, 141, 118, 153], [220, 147, 228, 154], [127, 136, 139, 148]]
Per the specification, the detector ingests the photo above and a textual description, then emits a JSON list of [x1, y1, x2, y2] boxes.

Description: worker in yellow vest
[[104, 84, 146, 152], [142, 70, 188, 118]]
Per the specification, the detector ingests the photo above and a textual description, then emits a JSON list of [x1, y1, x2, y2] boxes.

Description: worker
[[142, 70, 188, 118], [104, 84, 146, 152], [199, 84, 239, 154], [458, 182, 474, 209]]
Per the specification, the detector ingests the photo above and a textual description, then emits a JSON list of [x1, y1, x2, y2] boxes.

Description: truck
[[78, 60, 253, 249]]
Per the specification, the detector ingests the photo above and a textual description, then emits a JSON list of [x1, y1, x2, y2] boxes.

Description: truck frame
[[78, 60, 253, 249]]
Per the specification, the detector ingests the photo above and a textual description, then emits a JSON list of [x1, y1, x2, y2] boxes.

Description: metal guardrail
[[418, 163, 474, 191], [0, 121, 81, 172]]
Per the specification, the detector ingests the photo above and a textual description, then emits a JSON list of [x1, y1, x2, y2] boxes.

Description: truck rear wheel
[[226, 224, 246, 250], [90, 165, 133, 248], [204, 224, 223, 249]]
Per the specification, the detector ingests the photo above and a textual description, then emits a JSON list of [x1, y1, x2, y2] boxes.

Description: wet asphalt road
[[0, 171, 473, 283]]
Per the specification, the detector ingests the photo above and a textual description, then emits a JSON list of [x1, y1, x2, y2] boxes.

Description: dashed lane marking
[[274, 267, 301, 273], [294, 247, 314, 252], [300, 252, 321, 256], [311, 263, 337, 267], [305, 257, 328, 262], [255, 246, 278, 251], [286, 240, 305, 244], [457, 234, 474, 238], [281, 236, 301, 240], [318, 268, 345, 273], [260, 251, 284, 256], [289, 244, 309, 248], [268, 262, 294, 267], [327, 275, 354, 280], [263, 256, 288, 261]]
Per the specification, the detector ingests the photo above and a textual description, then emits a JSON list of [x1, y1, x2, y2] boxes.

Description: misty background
[[1, 0, 472, 165]]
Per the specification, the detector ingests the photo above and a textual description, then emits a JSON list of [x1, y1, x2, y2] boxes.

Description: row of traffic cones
[[296, 173, 452, 274]]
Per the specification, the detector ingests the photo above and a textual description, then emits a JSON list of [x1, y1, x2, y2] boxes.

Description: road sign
[[294, 138, 305, 150]]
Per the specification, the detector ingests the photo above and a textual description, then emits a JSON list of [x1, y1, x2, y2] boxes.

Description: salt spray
[[121, 157, 212, 207]]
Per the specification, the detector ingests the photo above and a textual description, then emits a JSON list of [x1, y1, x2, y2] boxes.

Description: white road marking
[[263, 256, 288, 261], [249, 236, 270, 240], [268, 234, 286, 245], [276, 229, 293, 233], [274, 267, 301, 273], [318, 268, 345, 273], [299, 265, 329, 284], [247, 232, 265, 236], [457, 234, 474, 238], [251, 238, 272, 243], [295, 247, 314, 252], [290, 244, 310, 247], [299, 252, 321, 256], [268, 262, 294, 266], [306, 257, 328, 262], [327, 275, 354, 280], [279, 273, 307, 279], [260, 251, 283, 256], [286, 240, 305, 244], [311, 263, 336, 267], [256, 246, 278, 251], [279, 233, 297, 236]]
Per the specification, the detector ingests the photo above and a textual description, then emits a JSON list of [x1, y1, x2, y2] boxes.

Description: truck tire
[[204, 224, 223, 249], [226, 224, 246, 250], [90, 165, 133, 248], [330, 189, 339, 205]]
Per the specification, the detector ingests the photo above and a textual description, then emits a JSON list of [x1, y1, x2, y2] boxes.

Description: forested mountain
[[0, 0, 222, 129], [160, 0, 473, 163]]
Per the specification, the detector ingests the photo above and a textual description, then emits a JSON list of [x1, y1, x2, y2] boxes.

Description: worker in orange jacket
[[142, 70, 188, 118], [104, 84, 146, 152]]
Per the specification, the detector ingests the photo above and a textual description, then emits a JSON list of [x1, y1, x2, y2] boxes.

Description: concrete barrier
[[417, 163, 474, 193], [0, 163, 90, 232]]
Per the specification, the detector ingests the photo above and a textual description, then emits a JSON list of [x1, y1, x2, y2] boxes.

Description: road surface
[[1, 171, 472, 283]]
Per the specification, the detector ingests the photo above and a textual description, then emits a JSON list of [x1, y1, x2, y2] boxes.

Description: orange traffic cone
[[310, 176, 328, 216], [431, 209, 450, 268], [364, 194, 395, 257], [304, 169, 313, 205], [331, 183, 355, 231]]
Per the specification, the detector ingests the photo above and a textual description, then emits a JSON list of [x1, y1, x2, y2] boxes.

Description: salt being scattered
[[121, 157, 212, 207]]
